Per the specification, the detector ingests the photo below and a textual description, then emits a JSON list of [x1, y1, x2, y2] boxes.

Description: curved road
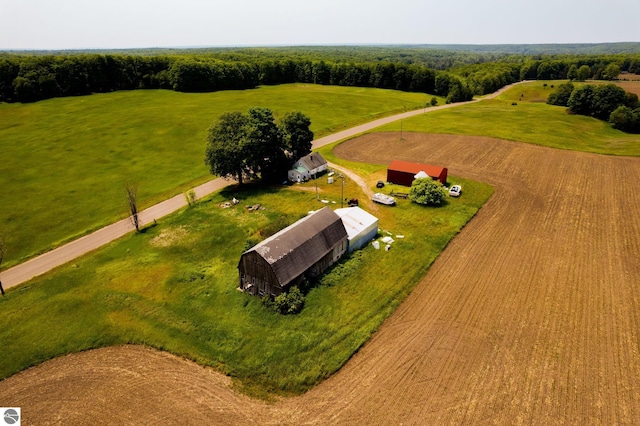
[[0, 83, 517, 290]]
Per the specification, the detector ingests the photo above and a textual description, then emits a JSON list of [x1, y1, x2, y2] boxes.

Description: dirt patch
[[591, 79, 640, 97], [148, 226, 189, 248], [614, 80, 640, 96], [619, 73, 640, 82], [3, 133, 640, 425]]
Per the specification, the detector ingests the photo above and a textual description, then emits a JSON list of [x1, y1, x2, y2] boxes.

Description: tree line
[[2, 47, 639, 103], [451, 54, 640, 96], [548, 82, 640, 133], [25, 43, 640, 69], [0, 53, 475, 103]]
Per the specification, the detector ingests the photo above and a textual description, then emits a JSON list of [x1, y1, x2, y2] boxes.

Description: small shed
[[238, 207, 347, 297], [386, 160, 448, 187], [335, 207, 379, 252], [288, 153, 328, 182]]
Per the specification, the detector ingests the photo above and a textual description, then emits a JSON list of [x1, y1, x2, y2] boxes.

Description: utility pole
[[339, 174, 345, 208]]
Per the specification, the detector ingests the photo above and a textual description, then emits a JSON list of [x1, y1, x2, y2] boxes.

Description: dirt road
[[3, 132, 640, 424]]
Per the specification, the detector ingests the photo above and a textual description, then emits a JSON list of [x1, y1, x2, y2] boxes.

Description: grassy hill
[[377, 81, 640, 156]]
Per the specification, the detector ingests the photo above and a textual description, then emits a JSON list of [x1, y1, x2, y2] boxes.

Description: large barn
[[387, 160, 448, 187], [238, 207, 347, 297], [335, 207, 379, 252]]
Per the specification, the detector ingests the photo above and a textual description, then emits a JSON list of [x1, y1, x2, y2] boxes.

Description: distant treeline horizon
[[4, 42, 640, 57], [1, 44, 639, 104]]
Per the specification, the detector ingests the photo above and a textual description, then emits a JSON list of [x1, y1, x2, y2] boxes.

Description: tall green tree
[[205, 108, 311, 184], [281, 111, 314, 160], [591, 84, 627, 120], [626, 92, 640, 109], [434, 73, 452, 97], [609, 106, 640, 133], [576, 65, 592, 81], [204, 111, 252, 185], [246, 107, 288, 182], [568, 85, 594, 116], [445, 78, 473, 103], [0, 59, 19, 102], [601, 63, 621, 80], [547, 82, 574, 106], [537, 60, 567, 80], [519, 60, 540, 80]]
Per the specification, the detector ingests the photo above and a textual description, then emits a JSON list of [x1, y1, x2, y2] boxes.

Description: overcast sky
[[1, 0, 639, 50]]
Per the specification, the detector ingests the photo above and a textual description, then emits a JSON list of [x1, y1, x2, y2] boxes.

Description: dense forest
[[0, 53, 472, 103], [1, 44, 639, 104]]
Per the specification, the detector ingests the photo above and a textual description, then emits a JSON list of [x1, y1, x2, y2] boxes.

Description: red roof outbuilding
[[386, 160, 448, 187]]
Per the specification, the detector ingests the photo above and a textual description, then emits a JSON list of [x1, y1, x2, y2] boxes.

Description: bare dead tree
[[126, 183, 140, 232]]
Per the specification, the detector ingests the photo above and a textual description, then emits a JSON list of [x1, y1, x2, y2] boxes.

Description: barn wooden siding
[[238, 207, 347, 296]]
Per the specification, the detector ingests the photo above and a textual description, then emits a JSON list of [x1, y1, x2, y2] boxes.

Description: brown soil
[[589, 79, 640, 96], [614, 80, 640, 96], [618, 73, 640, 82], [3, 133, 640, 425]]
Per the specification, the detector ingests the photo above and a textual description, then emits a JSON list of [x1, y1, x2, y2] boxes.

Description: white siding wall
[[348, 221, 378, 252]]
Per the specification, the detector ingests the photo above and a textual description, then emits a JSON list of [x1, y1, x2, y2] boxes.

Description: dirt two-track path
[[4, 83, 640, 424]]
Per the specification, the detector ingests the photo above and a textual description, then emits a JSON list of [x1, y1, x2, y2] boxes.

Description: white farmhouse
[[288, 153, 328, 183]]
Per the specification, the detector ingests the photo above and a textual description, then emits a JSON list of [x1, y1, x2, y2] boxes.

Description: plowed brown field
[[3, 133, 640, 425]]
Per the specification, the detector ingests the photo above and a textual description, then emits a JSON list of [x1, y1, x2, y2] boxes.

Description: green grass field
[[378, 81, 640, 156], [0, 84, 431, 268], [0, 176, 493, 396], [498, 80, 568, 102]]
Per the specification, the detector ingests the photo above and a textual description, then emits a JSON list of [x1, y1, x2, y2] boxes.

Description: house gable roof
[[388, 160, 447, 178], [298, 153, 327, 171], [245, 207, 347, 287]]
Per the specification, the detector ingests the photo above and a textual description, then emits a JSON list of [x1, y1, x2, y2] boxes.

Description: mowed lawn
[[378, 81, 640, 156], [0, 177, 493, 396], [0, 84, 430, 267]]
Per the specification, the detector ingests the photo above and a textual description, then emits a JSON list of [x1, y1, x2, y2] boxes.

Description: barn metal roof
[[248, 207, 347, 287], [388, 160, 447, 178], [334, 207, 378, 241]]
